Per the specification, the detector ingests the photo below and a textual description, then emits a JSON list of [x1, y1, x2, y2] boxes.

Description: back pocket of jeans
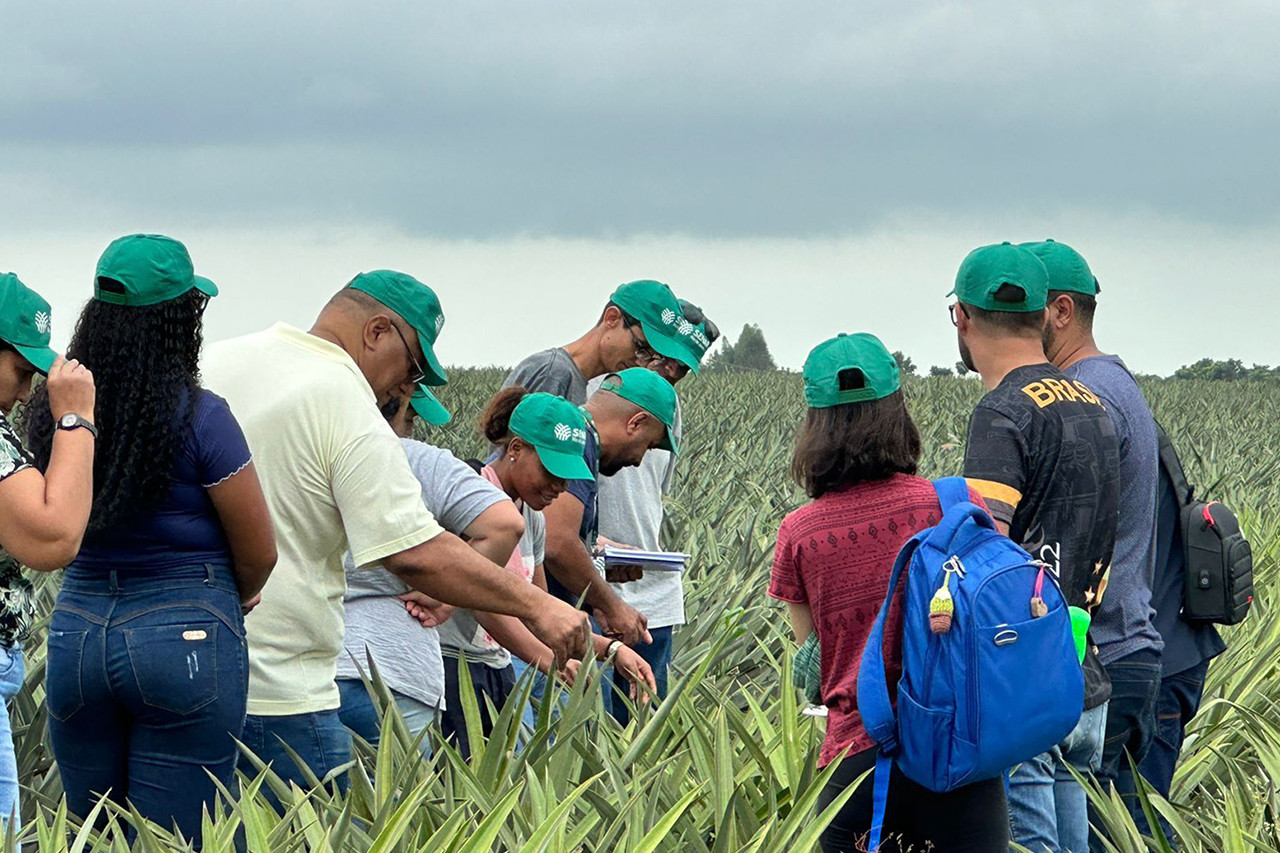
[[124, 622, 221, 715], [46, 630, 88, 722]]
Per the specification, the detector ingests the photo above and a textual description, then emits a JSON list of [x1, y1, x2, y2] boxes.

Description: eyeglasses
[[622, 316, 658, 364], [949, 302, 970, 327], [391, 322, 427, 385], [680, 303, 720, 343]]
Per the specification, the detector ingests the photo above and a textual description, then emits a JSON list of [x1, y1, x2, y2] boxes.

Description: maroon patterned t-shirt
[[769, 473, 987, 767]]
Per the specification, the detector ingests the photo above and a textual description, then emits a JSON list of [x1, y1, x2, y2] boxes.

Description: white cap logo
[[34, 311, 51, 335], [554, 423, 572, 441], [661, 308, 676, 326]]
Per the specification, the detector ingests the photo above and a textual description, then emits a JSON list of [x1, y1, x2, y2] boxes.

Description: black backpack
[[1156, 424, 1254, 625]]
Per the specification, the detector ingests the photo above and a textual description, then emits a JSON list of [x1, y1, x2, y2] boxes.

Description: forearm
[[233, 563, 273, 602], [544, 535, 620, 612], [386, 533, 542, 620], [31, 431, 95, 562]]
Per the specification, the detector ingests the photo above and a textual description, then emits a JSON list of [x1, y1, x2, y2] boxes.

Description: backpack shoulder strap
[[934, 476, 972, 511], [1155, 422, 1194, 505], [857, 535, 921, 756]]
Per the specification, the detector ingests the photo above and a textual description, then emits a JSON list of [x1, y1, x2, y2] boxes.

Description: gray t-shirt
[[438, 489, 546, 670], [503, 348, 589, 404], [1065, 355, 1164, 664], [590, 376, 686, 629], [337, 440, 509, 708]]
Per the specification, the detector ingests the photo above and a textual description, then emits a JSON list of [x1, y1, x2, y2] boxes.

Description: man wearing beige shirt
[[204, 270, 588, 792]]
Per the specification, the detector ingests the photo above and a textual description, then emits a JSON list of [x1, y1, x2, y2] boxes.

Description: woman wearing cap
[[0, 272, 97, 836], [432, 388, 656, 756], [26, 235, 277, 841], [767, 333, 1007, 853]]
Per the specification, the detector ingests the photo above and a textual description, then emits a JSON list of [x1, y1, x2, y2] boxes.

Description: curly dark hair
[[27, 287, 208, 532]]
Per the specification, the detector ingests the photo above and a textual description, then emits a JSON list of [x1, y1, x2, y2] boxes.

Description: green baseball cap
[[0, 272, 58, 374], [1020, 239, 1100, 296], [94, 234, 219, 307], [509, 392, 595, 481], [409, 384, 451, 426], [598, 367, 679, 454], [347, 270, 448, 386], [947, 242, 1049, 313], [609, 280, 691, 367], [659, 299, 716, 372], [803, 332, 900, 408]]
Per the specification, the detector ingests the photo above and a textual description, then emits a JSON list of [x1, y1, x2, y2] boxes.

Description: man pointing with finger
[[204, 270, 590, 792]]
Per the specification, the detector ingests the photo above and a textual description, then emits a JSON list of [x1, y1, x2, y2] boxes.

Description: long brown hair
[[789, 389, 921, 499]]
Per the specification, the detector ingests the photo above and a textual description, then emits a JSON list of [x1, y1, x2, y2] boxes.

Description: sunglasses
[[949, 302, 970, 327]]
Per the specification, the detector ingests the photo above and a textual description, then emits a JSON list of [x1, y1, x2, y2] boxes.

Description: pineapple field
[[9, 369, 1279, 852]]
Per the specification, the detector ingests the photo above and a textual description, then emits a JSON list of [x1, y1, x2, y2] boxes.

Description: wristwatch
[[57, 413, 98, 439], [605, 639, 624, 659]]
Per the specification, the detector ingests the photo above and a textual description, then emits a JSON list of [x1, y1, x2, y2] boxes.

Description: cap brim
[[14, 343, 58, 375], [410, 385, 451, 425], [194, 275, 219, 298], [639, 321, 701, 372], [534, 445, 595, 481], [413, 328, 448, 386], [659, 424, 678, 455]]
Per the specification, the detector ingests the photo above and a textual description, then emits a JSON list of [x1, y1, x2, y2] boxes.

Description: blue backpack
[[856, 478, 1084, 852]]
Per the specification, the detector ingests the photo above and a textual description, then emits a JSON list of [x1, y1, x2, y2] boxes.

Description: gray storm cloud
[[2, 0, 1277, 237]]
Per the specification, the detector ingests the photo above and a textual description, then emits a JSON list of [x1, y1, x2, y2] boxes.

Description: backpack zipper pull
[[929, 559, 962, 634], [1030, 565, 1048, 618]]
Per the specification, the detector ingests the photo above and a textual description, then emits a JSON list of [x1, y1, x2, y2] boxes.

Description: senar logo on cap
[[947, 242, 1049, 313], [509, 393, 595, 481], [0, 272, 59, 374], [598, 367, 680, 454], [1019, 239, 1100, 296], [94, 234, 219, 308], [803, 332, 900, 409], [347, 270, 448, 387]]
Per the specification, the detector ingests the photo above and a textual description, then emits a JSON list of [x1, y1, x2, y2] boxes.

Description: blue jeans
[[1127, 659, 1211, 838], [238, 710, 351, 798], [0, 644, 24, 835], [1093, 653, 1161, 851], [336, 678, 438, 758], [508, 657, 543, 732], [605, 625, 672, 726], [47, 564, 248, 841], [1008, 702, 1108, 853]]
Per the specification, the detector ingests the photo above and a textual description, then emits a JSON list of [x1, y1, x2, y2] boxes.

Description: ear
[[363, 314, 394, 350], [627, 410, 650, 435], [1047, 294, 1074, 329], [601, 304, 624, 330]]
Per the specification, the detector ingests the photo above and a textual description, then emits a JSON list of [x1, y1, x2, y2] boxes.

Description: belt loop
[[108, 570, 119, 595], [204, 563, 215, 586]]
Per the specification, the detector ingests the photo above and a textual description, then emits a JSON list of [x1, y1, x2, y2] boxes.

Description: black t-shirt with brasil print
[[963, 363, 1121, 711]]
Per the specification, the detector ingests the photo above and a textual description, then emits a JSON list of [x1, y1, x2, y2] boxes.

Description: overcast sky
[[2, 1, 1277, 374]]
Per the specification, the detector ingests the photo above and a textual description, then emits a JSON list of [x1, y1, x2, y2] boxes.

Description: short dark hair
[[598, 301, 640, 327], [962, 301, 1044, 337], [1048, 290, 1097, 331], [790, 389, 921, 499]]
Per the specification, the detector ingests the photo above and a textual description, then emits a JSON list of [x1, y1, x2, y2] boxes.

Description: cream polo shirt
[[203, 323, 444, 715]]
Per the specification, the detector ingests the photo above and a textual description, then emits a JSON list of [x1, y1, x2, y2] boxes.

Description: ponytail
[[478, 386, 528, 445]]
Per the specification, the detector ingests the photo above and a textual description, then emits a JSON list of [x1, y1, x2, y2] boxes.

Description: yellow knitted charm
[[929, 575, 954, 634]]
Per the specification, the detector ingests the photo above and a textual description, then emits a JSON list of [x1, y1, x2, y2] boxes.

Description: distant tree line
[[704, 326, 1276, 382]]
